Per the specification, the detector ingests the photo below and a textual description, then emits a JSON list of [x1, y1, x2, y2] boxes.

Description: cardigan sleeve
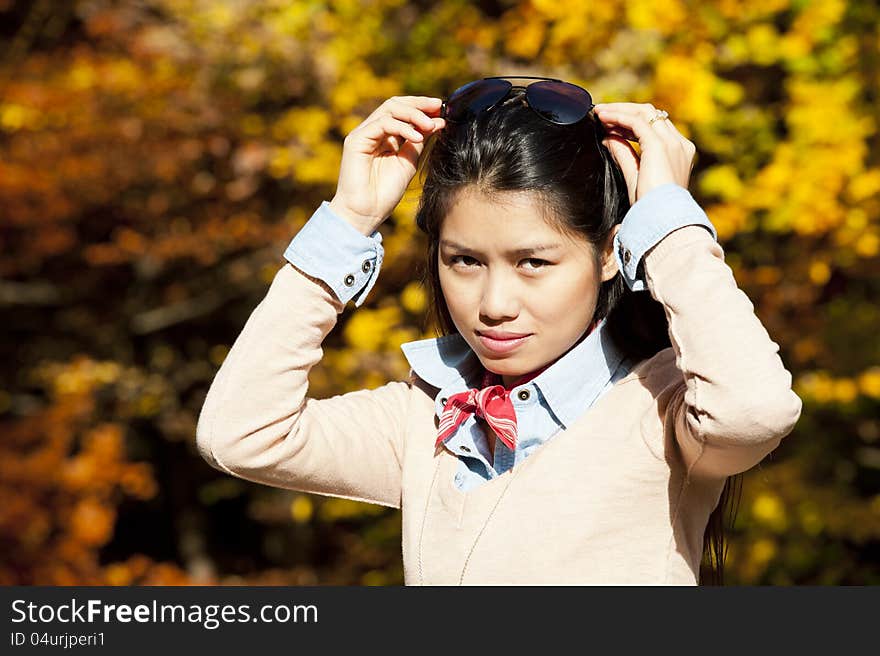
[[195, 259, 411, 510], [628, 185, 803, 480]]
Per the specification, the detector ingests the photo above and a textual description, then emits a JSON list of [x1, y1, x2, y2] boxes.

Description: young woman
[[196, 76, 802, 585]]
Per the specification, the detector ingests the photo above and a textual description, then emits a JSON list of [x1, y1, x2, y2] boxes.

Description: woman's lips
[[477, 333, 532, 354]]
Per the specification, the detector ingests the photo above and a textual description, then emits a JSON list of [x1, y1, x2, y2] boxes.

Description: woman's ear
[[600, 225, 621, 282]]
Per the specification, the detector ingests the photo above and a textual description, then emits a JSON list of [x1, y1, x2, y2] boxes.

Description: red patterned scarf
[[436, 319, 600, 450]]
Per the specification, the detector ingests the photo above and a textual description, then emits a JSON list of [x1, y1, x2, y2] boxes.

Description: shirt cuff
[[613, 183, 718, 292], [283, 201, 385, 308]]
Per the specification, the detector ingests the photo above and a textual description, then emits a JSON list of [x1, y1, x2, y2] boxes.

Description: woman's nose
[[479, 273, 519, 320]]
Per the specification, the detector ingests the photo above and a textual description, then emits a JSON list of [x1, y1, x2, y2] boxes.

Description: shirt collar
[[399, 316, 628, 429]]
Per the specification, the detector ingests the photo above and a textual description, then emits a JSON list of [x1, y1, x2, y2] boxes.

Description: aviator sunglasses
[[440, 76, 595, 126]]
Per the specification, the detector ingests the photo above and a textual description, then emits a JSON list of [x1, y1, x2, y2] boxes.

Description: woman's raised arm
[[196, 227, 409, 507], [618, 184, 803, 479], [196, 96, 446, 507], [596, 103, 802, 479]]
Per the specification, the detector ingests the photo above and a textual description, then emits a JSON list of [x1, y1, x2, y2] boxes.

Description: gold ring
[[648, 109, 669, 125]]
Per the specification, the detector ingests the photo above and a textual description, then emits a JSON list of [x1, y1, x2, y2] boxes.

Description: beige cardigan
[[195, 225, 802, 585]]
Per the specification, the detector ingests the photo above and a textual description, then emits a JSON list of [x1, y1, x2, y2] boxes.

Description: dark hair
[[412, 86, 742, 585]]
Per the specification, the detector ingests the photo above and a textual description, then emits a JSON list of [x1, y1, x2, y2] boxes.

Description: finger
[[375, 116, 443, 160], [382, 134, 403, 154], [392, 95, 445, 115], [603, 134, 640, 158], [593, 108, 668, 147], [356, 115, 426, 151], [603, 135, 640, 180], [595, 102, 678, 139], [379, 134, 424, 163], [594, 101, 668, 118], [396, 138, 424, 168], [385, 101, 440, 133], [404, 120, 442, 159], [619, 106, 692, 151], [603, 137, 639, 205], [366, 102, 446, 150], [365, 96, 444, 125], [602, 124, 638, 143]]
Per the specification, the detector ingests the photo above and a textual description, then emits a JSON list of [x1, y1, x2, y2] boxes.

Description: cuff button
[[623, 250, 631, 264], [361, 260, 372, 273], [344, 274, 355, 286]]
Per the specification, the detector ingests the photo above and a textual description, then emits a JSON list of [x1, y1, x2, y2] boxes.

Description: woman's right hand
[[329, 96, 446, 235]]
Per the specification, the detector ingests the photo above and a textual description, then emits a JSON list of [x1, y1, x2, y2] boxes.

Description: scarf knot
[[436, 369, 519, 450], [434, 319, 601, 453]]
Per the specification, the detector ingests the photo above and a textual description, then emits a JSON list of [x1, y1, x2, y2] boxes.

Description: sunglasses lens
[[526, 81, 593, 124], [445, 79, 511, 122]]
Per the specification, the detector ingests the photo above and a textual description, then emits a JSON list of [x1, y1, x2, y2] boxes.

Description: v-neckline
[[437, 361, 647, 502], [438, 441, 515, 502], [416, 362, 649, 584]]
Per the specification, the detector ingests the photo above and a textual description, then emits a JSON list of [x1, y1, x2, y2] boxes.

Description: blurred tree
[[0, 0, 877, 585]]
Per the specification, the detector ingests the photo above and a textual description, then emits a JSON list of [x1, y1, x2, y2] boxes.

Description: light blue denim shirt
[[283, 183, 718, 491], [400, 315, 642, 490], [283, 200, 385, 308]]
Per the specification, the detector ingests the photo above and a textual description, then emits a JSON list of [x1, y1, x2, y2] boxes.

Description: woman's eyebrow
[[439, 240, 563, 256]]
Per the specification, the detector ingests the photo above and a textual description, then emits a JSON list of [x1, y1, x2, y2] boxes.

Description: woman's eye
[[522, 258, 549, 270], [449, 256, 550, 270]]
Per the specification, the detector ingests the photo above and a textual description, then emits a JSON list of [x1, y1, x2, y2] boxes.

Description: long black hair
[[412, 86, 742, 585]]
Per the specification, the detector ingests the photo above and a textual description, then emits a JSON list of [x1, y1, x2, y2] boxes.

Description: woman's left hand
[[592, 102, 697, 206]]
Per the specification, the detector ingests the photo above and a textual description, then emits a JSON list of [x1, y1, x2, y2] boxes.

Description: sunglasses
[[440, 76, 595, 126]]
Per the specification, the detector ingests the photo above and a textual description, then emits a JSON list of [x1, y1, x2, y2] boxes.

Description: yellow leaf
[[400, 281, 427, 314], [808, 260, 831, 285], [752, 493, 788, 532], [699, 165, 744, 202], [291, 496, 313, 524], [855, 232, 879, 258], [858, 368, 880, 399]]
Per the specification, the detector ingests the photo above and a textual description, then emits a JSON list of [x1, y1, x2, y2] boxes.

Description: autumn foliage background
[[1, 0, 878, 585]]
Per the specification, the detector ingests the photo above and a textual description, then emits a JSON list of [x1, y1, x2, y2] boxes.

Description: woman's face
[[438, 188, 620, 388]]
